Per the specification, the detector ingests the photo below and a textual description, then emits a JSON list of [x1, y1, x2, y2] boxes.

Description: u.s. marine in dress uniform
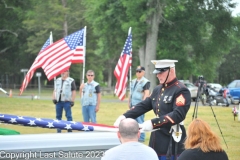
[[114, 59, 191, 160]]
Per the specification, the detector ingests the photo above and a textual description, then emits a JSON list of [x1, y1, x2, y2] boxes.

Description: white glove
[[113, 115, 126, 127], [139, 120, 153, 132]]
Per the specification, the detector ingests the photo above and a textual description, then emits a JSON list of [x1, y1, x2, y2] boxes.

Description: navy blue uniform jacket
[[124, 78, 191, 156]]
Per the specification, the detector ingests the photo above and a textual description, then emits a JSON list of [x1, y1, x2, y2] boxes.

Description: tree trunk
[[144, 0, 163, 91], [138, 45, 145, 66], [189, 75, 193, 83]]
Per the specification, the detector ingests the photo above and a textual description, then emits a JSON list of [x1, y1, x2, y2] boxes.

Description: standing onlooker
[[79, 70, 101, 123], [102, 118, 159, 160], [114, 59, 191, 159], [178, 118, 229, 160], [52, 69, 76, 133], [129, 66, 150, 142]]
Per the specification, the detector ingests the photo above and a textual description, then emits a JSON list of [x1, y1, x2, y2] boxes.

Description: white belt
[[170, 121, 184, 142]]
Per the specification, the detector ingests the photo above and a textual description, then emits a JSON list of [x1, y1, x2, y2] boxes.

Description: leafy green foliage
[[0, 0, 239, 88], [158, 0, 235, 82]]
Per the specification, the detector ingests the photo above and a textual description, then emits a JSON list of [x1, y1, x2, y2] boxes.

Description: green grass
[[0, 95, 240, 160], [7, 88, 119, 100]]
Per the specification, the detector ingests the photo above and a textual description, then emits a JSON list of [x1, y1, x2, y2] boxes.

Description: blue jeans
[[136, 114, 145, 142], [82, 105, 96, 123], [56, 101, 72, 133]]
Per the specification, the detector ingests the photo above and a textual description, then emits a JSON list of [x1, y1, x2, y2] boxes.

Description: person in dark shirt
[[79, 70, 101, 123], [52, 69, 76, 133], [178, 118, 229, 160], [129, 66, 150, 142], [114, 59, 191, 160]]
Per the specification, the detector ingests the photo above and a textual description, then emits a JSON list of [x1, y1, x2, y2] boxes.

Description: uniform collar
[[163, 78, 177, 88]]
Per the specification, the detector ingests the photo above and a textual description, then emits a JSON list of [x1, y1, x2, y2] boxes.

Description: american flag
[[19, 38, 51, 95], [19, 29, 85, 95], [42, 28, 85, 80], [114, 30, 132, 100], [0, 113, 118, 132]]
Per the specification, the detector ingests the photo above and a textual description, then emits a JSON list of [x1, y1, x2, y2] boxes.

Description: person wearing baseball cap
[[129, 66, 150, 142], [114, 59, 191, 160]]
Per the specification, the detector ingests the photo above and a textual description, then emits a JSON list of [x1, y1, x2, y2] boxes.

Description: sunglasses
[[87, 75, 94, 77], [136, 71, 142, 73]]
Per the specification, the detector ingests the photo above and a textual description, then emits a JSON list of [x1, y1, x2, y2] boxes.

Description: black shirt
[[124, 78, 191, 155], [59, 79, 76, 101], [178, 148, 229, 160]]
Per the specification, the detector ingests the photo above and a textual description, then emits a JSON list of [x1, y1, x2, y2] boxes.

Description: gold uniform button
[[153, 98, 155, 100], [159, 98, 160, 100], [162, 88, 164, 91], [154, 123, 156, 126], [161, 93, 163, 96], [158, 121, 160, 123], [158, 104, 159, 106], [165, 84, 168, 87]]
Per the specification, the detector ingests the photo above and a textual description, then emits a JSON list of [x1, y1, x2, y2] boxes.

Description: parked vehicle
[[207, 83, 223, 92], [182, 82, 198, 101], [227, 80, 240, 104], [205, 85, 231, 107]]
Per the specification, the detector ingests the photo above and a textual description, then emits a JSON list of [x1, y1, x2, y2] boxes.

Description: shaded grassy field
[[0, 94, 240, 160]]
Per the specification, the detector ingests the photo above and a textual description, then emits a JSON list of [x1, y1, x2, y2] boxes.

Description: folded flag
[[0, 114, 118, 132]]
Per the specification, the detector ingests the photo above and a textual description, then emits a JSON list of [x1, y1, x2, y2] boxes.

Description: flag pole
[[49, 32, 56, 96], [81, 26, 87, 95], [128, 27, 132, 100]]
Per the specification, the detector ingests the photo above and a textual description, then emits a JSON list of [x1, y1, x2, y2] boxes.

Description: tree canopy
[[0, 0, 239, 89]]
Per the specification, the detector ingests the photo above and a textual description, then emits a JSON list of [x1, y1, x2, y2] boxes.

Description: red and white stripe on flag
[[41, 39, 74, 80], [72, 46, 85, 63], [43, 29, 84, 80], [19, 38, 51, 95], [114, 31, 132, 101]]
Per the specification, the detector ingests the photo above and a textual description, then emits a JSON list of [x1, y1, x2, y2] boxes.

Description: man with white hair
[[114, 59, 191, 160], [102, 118, 158, 160]]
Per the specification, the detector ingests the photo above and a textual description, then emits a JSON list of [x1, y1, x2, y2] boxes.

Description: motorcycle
[[204, 85, 231, 107]]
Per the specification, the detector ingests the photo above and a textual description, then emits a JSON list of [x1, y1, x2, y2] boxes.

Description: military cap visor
[[153, 67, 170, 74]]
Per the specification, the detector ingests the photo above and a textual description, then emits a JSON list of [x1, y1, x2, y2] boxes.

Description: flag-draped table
[[0, 113, 118, 132]]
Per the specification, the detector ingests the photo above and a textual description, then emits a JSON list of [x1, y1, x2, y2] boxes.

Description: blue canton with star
[[64, 29, 84, 50], [121, 34, 132, 56], [0, 114, 93, 131]]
